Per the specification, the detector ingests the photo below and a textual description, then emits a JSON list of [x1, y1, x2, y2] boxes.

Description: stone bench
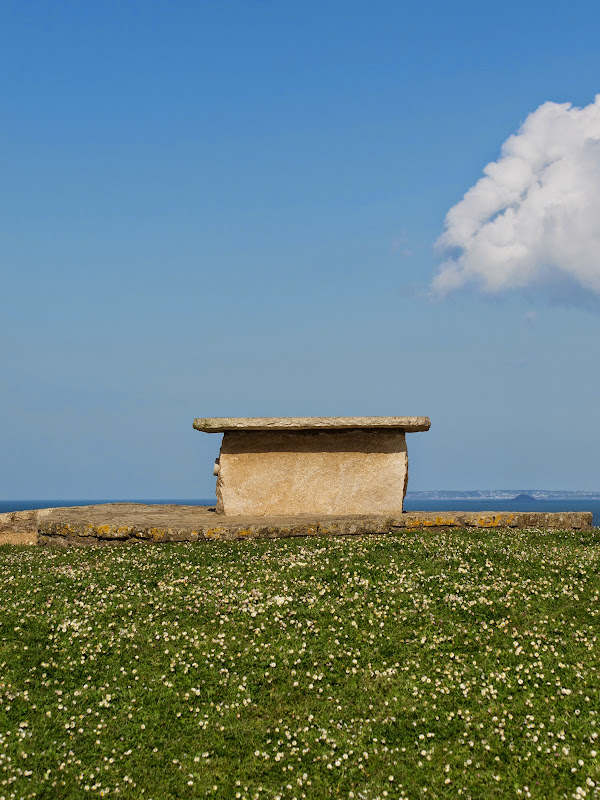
[[193, 416, 430, 516]]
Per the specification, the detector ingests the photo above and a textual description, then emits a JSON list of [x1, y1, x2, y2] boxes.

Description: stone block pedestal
[[193, 417, 430, 516]]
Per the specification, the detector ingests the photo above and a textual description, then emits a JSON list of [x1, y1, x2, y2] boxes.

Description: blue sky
[[2, 0, 599, 499]]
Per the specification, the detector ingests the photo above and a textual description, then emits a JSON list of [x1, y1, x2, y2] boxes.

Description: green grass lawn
[[1, 529, 600, 800]]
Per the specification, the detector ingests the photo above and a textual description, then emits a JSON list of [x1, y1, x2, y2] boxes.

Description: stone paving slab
[[193, 416, 431, 432], [0, 507, 83, 546], [35, 503, 594, 547]]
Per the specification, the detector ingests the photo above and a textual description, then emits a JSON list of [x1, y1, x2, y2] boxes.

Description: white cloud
[[433, 95, 600, 302]]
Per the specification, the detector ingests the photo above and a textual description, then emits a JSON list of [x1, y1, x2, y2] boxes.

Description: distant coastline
[[403, 492, 600, 526], [406, 490, 600, 500]]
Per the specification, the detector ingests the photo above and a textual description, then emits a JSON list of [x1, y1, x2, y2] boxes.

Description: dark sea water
[[2, 497, 600, 526]]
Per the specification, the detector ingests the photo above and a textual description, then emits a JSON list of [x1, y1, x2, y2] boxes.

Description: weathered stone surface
[[35, 503, 594, 547], [0, 507, 67, 545], [195, 416, 430, 516], [215, 430, 408, 516], [193, 416, 431, 432]]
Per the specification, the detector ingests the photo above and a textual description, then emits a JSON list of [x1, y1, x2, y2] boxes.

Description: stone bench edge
[[193, 416, 431, 433]]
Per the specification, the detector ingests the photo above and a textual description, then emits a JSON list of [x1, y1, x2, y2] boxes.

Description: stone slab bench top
[[35, 503, 594, 547], [193, 416, 431, 432]]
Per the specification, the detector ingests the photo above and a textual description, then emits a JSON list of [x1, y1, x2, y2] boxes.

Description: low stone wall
[[35, 503, 594, 547], [0, 507, 65, 545]]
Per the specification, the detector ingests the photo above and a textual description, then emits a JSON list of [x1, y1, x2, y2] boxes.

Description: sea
[[2, 493, 600, 526]]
